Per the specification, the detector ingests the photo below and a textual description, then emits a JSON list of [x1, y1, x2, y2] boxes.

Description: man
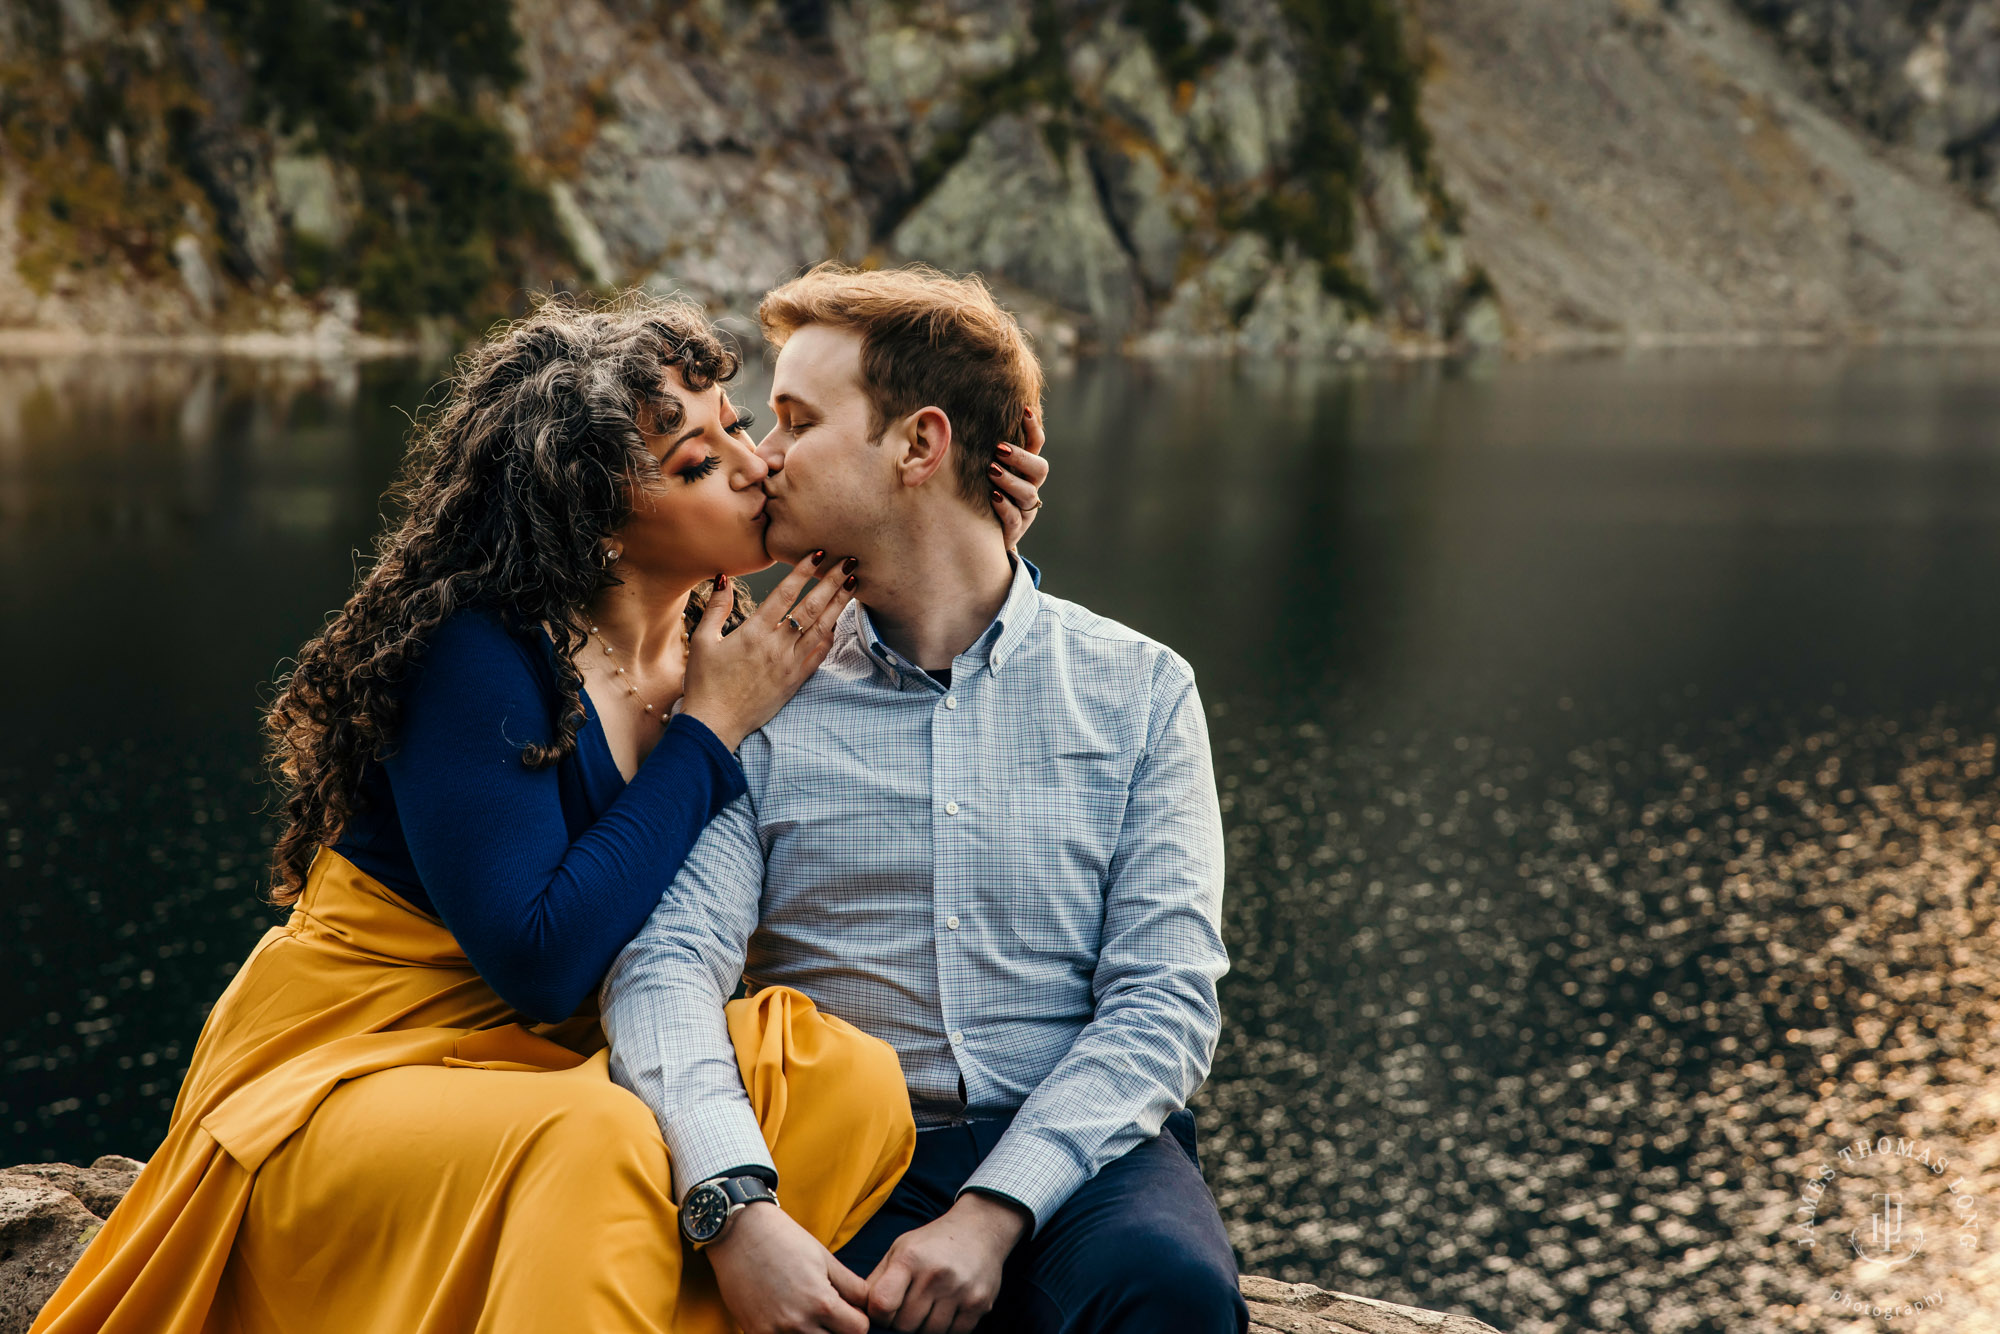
[[601, 264, 1245, 1334]]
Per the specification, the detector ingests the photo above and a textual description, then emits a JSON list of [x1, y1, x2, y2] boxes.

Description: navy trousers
[[834, 1109, 1248, 1334]]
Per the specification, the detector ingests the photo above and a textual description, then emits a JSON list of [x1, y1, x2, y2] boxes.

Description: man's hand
[[706, 1202, 871, 1334], [865, 1192, 1031, 1333]]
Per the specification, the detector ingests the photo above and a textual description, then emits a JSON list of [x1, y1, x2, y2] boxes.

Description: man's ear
[[894, 406, 954, 490]]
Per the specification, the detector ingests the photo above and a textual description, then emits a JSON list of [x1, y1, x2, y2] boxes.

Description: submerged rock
[[0, 1160, 1506, 1334]]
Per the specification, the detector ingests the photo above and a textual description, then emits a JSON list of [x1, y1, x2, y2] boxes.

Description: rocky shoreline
[[0, 1159, 1504, 1334], [13, 321, 2000, 366]]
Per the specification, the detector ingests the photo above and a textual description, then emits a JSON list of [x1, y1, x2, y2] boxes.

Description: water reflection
[[0, 355, 376, 533], [4, 349, 2000, 1333], [1207, 703, 2000, 1332]]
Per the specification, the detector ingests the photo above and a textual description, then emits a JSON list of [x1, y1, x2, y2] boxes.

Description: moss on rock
[[1245, 0, 1435, 302], [343, 107, 566, 328], [3, 0, 567, 331], [198, 0, 567, 330], [0, 4, 213, 298]]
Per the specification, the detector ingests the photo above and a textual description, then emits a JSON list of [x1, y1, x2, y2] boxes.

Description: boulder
[[0, 1162, 1506, 1334], [0, 1175, 105, 1334], [1243, 1275, 1507, 1333], [0, 1157, 145, 1333], [3, 1158, 144, 1221]]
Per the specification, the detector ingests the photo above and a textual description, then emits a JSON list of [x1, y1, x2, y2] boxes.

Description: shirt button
[[944, 695, 958, 710], [944, 800, 959, 816], [950, 1030, 966, 1045], [946, 915, 960, 930]]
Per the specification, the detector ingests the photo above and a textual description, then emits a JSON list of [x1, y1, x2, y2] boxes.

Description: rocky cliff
[[1739, 0, 2000, 200], [8, 0, 2000, 356], [0, 1159, 1508, 1334], [1419, 0, 2000, 348], [0, 0, 1486, 357]]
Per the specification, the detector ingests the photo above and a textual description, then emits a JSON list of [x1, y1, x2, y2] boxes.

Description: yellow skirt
[[31, 849, 916, 1334]]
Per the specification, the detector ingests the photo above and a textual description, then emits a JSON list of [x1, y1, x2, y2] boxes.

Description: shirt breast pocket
[[987, 752, 1130, 962]]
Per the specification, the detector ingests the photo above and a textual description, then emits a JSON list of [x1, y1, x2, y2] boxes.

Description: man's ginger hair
[[758, 263, 1045, 509]]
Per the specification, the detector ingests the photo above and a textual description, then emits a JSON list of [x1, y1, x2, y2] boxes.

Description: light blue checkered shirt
[[599, 558, 1228, 1231]]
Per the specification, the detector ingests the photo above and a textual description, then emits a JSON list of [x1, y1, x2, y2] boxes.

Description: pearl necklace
[[586, 621, 674, 726]]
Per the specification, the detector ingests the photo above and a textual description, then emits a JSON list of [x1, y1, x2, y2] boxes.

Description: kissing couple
[[34, 265, 1246, 1334]]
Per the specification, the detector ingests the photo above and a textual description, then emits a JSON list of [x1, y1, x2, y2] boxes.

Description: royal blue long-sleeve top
[[331, 609, 747, 1024]]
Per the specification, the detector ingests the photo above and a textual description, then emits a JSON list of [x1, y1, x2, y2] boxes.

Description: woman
[[32, 293, 1049, 1334]]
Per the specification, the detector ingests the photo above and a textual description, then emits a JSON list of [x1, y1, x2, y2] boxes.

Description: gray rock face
[[891, 113, 1146, 338], [170, 234, 220, 316], [830, 0, 1033, 165], [1179, 0, 1306, 188], [271, 153, 353, 248], [19, 0, 2000, 354], [506, 0, 1439, 352], [165, 9, 284, 286], [0, 1160, 1505, 1334], [1052, 0, 1468, 358], [1734, 0, 2000, 204], [0, 0, 1474, 355], [1417, 0, 2000, 346], [509, 0, 884, 314]]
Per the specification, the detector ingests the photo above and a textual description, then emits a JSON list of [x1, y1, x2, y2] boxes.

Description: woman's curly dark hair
[[264, 292, 747, 903]]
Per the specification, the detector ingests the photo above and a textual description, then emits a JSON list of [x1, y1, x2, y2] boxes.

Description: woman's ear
[[895, 406, 954, 489]]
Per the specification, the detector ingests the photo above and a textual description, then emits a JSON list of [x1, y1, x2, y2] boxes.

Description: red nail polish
[[989, 464, 1003, 476], [810, 549, 826, 564], [996, 442, 1013, 455], [842, 557, 859, 574], [714, 574, 727, 591], [844, 573, 857, 589], [993, 490, 1004, 502]]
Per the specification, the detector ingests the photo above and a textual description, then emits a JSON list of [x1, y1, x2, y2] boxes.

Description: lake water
[[3, 349, 1999, 1333]]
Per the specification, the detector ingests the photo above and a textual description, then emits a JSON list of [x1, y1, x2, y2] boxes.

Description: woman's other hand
[[990, 405, 1048, 553], [680, 554, 858, 751]]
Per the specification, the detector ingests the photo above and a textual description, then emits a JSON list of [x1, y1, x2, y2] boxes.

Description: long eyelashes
[[670, 412, 750, 482]]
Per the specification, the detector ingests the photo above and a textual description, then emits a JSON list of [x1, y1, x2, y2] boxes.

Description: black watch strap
[[718, 1175, 778, 1209]]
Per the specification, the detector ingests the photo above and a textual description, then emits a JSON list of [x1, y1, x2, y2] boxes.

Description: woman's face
[[611, 368, 774, 581]]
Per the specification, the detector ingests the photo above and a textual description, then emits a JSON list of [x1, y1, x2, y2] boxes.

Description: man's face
[[756, 324, 894, 562]]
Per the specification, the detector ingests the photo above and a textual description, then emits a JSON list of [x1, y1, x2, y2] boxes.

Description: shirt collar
[[851, 556, 1041, 687]]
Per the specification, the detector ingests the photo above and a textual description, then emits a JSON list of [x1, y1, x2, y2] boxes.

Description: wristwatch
[[680, 1174, 779, 1248]]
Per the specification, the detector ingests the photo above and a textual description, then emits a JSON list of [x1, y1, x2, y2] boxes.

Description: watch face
[[684, 1184, 730, 1242]]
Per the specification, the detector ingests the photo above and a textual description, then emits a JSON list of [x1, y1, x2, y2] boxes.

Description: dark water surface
[[4, 350, 1999, 1332]]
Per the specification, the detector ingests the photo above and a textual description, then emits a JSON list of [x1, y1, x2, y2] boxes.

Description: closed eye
[[726, 411, 755, 436], [678, 454, 721, 482]]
